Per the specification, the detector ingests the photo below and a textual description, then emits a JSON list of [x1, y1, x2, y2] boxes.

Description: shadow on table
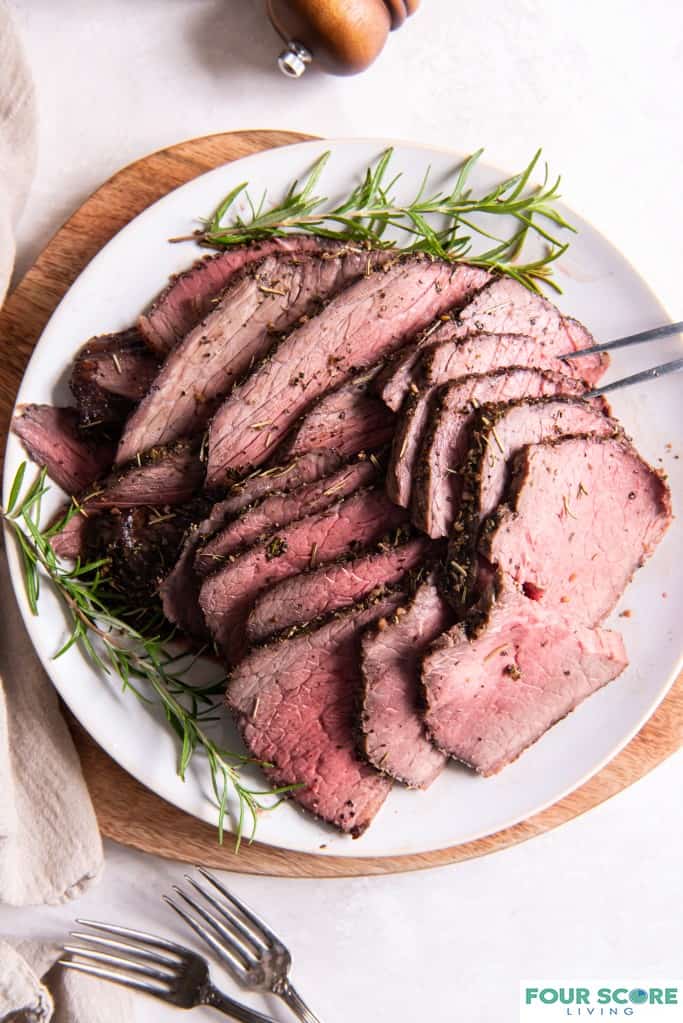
[[186, 0, 293, 82]]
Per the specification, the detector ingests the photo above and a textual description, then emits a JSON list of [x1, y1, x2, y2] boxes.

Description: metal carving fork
[[165, 867, 323, 1023]]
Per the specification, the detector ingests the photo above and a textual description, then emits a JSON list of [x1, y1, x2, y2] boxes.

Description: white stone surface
[[2, 1, 682, 1019]]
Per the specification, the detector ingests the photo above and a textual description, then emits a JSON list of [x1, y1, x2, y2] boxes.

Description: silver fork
[[60, 918, 278, 1022], [165, 867, 323, 1023]]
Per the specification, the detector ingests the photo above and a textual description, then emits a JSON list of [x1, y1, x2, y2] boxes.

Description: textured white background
[[2, 1, 682, 1020]]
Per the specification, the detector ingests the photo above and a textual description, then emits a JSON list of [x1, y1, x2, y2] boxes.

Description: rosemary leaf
[[195, 147, 573, 292]]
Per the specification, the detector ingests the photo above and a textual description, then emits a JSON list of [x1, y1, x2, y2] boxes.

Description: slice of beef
[[275, 369, 395, 461], [247, 535, 431, 644], [379, 327, 566, 418], [159, 494, 247, 640], [102, 498, 211, 604], [138, 236, 345, 355], [451, 277, 607, 386], [376, 276, 605, 410], [227, 593, 404, 836], [421, 330, 576, 386], [160, 454, 373, 638], [360, 580, 451, 788], [199, 487, 407, 660], [195, 459, 378, 577], [81, 440, 204, 510], [206, 258, 494, 485], [448, 397, 617, 603], [48, 508, 91, 560], [214, 450, 346, 515], [395, 369, 586, 534], [117, 250, 390, 465], [70, 328, 160, 426], [12, 405, 116, 494], [422, 577, 628, 775], [374, 284, 490, 411], [480, 435, 672, 625]]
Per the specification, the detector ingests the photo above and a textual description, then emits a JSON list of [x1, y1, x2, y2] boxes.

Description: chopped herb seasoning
[[265, 536, 288, 560]]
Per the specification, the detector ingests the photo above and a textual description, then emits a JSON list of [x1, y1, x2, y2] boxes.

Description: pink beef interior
[[411, 370, 588, 538], [206, 258, 493, 483], [194, 459, 378, 577], [228, 595, 403, 836], [422, 579, 628, 775], [361, 580, 451, 788], [474, 398, 614, 522], [198, 487, 407, 659], [247, 536, 432, 643], [482, 434, 673, 625]]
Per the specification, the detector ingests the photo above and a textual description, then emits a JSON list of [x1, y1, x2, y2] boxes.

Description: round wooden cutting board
[[0, 130, 681, 877]]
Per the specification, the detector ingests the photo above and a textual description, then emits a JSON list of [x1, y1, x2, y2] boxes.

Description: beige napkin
[[0, 940, 136, 1021], [0, 0, 104, 909], [0, 0, 36, 303]]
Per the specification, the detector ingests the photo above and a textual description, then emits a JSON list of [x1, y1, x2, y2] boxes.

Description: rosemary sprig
[[195, 148, 573, 293], [1, 464, 294, 850]]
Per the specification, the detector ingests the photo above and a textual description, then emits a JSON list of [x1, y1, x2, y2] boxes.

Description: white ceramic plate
[[3, 139, 682, 858]]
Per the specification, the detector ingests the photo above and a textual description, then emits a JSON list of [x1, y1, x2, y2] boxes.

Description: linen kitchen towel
[[0, 1, 104, 908], [0, 939, 136, 1021], [0, 0, 36, 303]]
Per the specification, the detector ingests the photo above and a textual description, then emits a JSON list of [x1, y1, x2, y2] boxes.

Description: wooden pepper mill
[[266, 0, 421, 77]]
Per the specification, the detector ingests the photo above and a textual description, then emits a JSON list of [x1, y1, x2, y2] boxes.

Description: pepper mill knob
[[267, 0, 420, 78], [278, 40, 313, 78]]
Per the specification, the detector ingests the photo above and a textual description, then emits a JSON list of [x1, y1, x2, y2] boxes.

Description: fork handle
[[281, 979, 324, 1023], [203, 982, 279, 1023]]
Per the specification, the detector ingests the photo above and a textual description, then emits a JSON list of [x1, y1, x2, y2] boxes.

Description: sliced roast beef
[[480, 435, 672, 625], [447, 398, 613, 601], [138, 236, 344, 355], [117, 249, 389, 465], [48, 508, 91, 560], [421, 330, 575, 387], [227, 593, 404, 836], [81, 440, 204, 510], [160, 451, 354, 637], [394, 369, 586, 534], [194, 459, 379, 577], [206, 258, 494, 485], [199, 487, 407, 659], [102, 499, 210, 603], [360, 580, 451, 788], [70, 328, 160, 426], [377, 278, 605, 410], [459, 397, 615, 525], [159, 496, 251, 640], [275, 369, 395, 461], [422, 577, 628, 775], [375, 308, 485, 412], [215, 450, 346, 514], [12, 405, 116, 494], [379, 327, 569, 417], [448, 397, 617, 602], [450, 277, 607, 386], [247, 535, 431, 644]]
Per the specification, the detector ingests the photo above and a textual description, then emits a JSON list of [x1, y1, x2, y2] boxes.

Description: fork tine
[[171, 886, 259, 967], [197, 867, 284, 950], [64, 944, 176, 982], [58, 958, 169, 997], [70, 930, 181, 967], [185, 875, 268, 952], [76, 918, 188, 956], [163, 895, 249, 977]]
